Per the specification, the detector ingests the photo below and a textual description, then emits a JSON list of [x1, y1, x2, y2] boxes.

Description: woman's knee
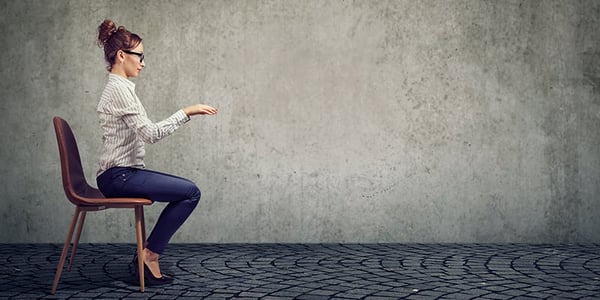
[[186, 183, 201, 205], [191, 185, 201, 202], [171, 174, 201, 203]]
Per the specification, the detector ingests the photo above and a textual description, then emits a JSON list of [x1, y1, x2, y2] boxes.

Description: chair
[[51, 116, 153, 294]]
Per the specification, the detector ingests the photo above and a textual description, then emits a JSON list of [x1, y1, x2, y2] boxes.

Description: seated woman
[[95, 19, 218, 285]]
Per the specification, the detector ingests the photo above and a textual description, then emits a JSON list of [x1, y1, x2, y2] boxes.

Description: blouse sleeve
[[106, 86, 191, 144]]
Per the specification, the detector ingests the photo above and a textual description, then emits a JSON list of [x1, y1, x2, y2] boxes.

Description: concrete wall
[[1, 0, 599, 243]]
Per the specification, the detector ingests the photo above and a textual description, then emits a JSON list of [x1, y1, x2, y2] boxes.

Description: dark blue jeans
[[97, 167, 201, 254]]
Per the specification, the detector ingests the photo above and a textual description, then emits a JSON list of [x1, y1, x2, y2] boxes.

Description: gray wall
[[1, 0, 599, 243]]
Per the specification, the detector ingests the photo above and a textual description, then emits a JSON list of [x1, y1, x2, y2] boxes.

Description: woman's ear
[[117, 50, 125, 64]]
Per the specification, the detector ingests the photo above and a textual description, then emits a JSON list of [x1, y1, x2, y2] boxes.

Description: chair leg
[[141, 208, 147, 245], [68, 211, 87, 271], [51, 207, 82, 294], [134, 206, 145, 292]]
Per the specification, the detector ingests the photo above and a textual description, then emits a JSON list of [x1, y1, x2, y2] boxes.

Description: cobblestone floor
[[0, 243, 598, 299]]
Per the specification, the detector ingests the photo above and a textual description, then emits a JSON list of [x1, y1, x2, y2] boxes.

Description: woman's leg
[[97, 167, 201, 276], [136, 169, 201, 255]]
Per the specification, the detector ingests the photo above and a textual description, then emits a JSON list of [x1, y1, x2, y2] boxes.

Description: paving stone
[[1, 243, 599, 299], [305, 289, 338, 296], [296, 295, 332, 300], [481, 293, 514, 300]]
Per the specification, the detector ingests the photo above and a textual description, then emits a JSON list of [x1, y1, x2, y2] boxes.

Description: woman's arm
[[129, 103, 217, 144]]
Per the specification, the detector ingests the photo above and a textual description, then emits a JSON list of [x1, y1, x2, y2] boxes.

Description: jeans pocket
[[118, 169, 136, 183], [98, 167, 138, 197]]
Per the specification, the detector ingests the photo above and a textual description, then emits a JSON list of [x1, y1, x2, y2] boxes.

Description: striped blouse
[[96, 73, 190, 176]]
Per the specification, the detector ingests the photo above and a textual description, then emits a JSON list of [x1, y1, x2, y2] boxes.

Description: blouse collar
[[108, 73, 135, 90]]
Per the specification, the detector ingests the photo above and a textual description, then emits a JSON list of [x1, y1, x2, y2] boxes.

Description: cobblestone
[[0, 243, 598, 299]]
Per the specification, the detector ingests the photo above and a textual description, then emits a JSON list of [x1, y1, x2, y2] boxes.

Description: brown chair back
[[53, 116, 104, 205]]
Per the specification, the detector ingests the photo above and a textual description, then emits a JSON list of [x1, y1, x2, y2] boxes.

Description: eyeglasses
[[123, 50, 144, 63]]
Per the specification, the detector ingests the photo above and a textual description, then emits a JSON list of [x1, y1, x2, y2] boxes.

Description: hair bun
[[97, 19, 117, 47]]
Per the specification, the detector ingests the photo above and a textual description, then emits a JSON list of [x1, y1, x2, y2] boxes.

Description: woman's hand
[[183, 104, 218, 116]]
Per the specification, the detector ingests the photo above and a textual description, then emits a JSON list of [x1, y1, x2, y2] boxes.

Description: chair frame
[[51, 116, 153, 294]]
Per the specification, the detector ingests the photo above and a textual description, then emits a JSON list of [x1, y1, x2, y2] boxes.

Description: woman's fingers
[[201, 105, 218, 115], [184, 104, 218, 116]]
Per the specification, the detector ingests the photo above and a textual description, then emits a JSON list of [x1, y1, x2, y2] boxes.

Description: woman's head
[[97, 19, 144, 77]]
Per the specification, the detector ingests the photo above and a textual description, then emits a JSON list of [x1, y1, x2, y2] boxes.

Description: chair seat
[[79, 197, 153, 207], [65, 184, 153, 207]]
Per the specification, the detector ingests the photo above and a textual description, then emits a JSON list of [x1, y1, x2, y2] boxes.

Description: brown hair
[[97, 19, 142, 71]]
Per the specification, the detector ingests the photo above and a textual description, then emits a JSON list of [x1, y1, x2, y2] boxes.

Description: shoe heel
[[143, 262, 173, 286]]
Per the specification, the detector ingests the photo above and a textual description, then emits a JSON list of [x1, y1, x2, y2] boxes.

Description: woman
[[95, 19, 217, 285]]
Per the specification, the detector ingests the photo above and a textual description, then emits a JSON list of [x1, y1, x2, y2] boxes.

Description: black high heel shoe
[[131, 254, 174, 286]]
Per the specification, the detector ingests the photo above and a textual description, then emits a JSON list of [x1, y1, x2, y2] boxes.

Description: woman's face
[[121, 43, 145, 78]]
